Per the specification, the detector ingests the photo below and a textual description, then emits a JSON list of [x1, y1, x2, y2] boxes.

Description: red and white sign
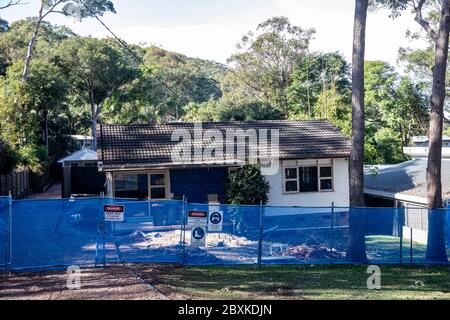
[[188, 210, 208, 227], [104, 205, 125, 222]]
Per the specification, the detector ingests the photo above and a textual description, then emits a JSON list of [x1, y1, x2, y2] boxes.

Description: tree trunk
[[347, 0, 368, 263], [22, 2, 44, 82], [92, 115, 97, 151], [426, 0, 450, 262]]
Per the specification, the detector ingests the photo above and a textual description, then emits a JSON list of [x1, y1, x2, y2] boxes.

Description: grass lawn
[[141, 264, 450, 300]]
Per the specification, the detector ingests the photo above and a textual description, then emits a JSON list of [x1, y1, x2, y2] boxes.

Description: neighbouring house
[[403, 135, 450, 159], [364, 158, 450, 244], [97, 120, 351, 207], [67, 134, 95, 150], [58, 148, 105, 198]]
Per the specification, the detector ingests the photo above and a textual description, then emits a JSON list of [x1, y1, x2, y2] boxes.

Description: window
[[149, 173, 167, 199], [319, 165, 333, 191], [283, 160, 334, 193], [114, 174, 148, 199], [299, 166, 318, 192], [284, 167, 299, 193]]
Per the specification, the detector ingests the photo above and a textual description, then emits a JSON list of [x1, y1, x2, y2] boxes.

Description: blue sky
[[1, 0, 426, 66]]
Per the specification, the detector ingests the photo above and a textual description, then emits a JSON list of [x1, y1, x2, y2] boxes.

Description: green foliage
[[0, 59, 68, 148], [225, 165, 270, 205], [287, 52, 351, 117], [228, 16, 315, 117], [363, 61, 428, 164], [18, 143, 47, 174], [0, 138, 19, 175]]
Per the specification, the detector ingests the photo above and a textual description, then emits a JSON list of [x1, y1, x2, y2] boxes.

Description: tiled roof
[[98, 120, 351, 170]]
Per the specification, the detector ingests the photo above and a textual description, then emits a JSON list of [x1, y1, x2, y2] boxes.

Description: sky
[[0, 0, 428, 67]]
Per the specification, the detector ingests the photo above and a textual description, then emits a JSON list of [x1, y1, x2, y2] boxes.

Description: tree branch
[[413, 0, 438, 41], [0, 0, 25, 10]]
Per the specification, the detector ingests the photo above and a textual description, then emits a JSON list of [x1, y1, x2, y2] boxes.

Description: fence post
[[399, 206, 405, 265], [257, 201, 263, 269], [410, 227, 413, 266], [181, 196, 187, 266], [7, 191, 12, 271], [330, 202, 335, 265], [179, 196, 186, 267], [100, 192, 106, 266]]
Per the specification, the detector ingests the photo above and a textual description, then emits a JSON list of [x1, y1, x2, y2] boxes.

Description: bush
[[0, 139, 19, 175], [225, 164, 270, 205]]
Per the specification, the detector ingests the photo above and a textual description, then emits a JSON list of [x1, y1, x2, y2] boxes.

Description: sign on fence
[[208, 209, 223, 232], [104, 205, 125, 222], [188, 210, 208, 227], [191, 226, 206, 247]]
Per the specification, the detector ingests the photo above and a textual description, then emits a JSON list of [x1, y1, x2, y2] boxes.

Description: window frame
[[112, 170, 170, 199], [318, 161, 334, 192], [284, 166, 299, 194], [282, 159, 335, 194]]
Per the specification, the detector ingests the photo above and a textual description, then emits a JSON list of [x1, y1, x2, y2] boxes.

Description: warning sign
[[188, 210, 207, 227], [191, 226, 206, 247], [208, 210, 223, 232], [104, 205, 125, 222]]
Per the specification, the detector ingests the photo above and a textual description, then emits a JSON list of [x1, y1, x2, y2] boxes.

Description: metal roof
[[58, 148, 98, 163], [364, 158, 450, 202]]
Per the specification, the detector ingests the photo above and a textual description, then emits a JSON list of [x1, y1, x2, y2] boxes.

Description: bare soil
[[0, 264, 189, 300]]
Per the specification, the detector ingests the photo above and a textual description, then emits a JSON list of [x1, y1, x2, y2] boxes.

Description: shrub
[[0, 139, 19, 175], [225, 164, 270, 205]]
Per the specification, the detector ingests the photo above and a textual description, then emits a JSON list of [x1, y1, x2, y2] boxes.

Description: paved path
[[28, 183, 62, 200]]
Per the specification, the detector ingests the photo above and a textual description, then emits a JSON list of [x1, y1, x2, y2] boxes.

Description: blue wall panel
[[170, 168, 228, 203]]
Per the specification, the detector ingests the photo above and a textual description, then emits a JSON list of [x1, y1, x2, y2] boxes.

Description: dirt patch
[[0, 265, 189, 300]]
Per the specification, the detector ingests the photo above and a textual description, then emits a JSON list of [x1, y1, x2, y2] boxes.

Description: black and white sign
[[208, 210, 223, 232], [191, 226, 206, 247], [104, 205, 125, 222], [188, 210, 208, 227]]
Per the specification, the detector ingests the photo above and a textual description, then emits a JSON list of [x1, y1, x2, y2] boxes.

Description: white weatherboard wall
[[263, 158, 350, 207]]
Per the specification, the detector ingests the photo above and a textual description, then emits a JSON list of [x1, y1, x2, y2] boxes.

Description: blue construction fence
[[0, 196, 449, 271]]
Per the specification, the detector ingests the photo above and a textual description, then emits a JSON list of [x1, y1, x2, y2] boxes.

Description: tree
[[0, 0, 24, 10], [22, 0, 115, 82], [225, 164, 270, 205], [287, 52, 351, 118], [58, 37, 136, 150], [0, 60, 68, 152], [0, 138, 19, 175], [228, 17, 315, 117], [364, 61, 428, 164], [348, 0, 369, 263], [0, 18, 8, 32], [375, 0, 449, 262]]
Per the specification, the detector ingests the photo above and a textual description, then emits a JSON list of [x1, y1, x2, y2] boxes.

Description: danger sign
[[104, 205, 125, 222], [191, 226, 206, 247], [188, 210, 208, 227]]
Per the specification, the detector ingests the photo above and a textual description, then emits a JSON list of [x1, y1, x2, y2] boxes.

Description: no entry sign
[[104, 205, 125, 222]]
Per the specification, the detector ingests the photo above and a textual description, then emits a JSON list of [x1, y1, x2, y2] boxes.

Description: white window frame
[[318, 160, 334, 192], [282, 159, 335, 194], [284, 166, 299, 194]]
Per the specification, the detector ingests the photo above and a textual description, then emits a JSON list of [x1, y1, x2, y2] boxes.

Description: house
[[58, 148, 105, 198], [67, 135, 95, 150], [403, 136, 450, 159], [364, 158, 450, 244], [97, 120, 351, 207]]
